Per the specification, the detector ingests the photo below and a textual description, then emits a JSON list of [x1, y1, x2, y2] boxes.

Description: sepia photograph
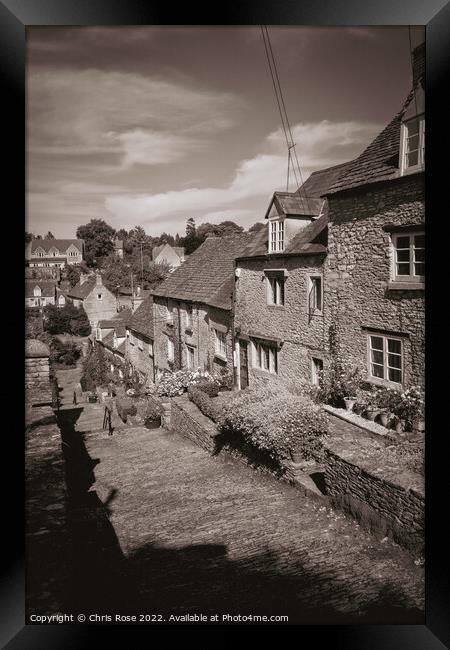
[[24, 24, 426, 627]]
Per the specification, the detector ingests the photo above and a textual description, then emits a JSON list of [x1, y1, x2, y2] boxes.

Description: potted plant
[[142, 398, 164, 430], [87, 391, 98, 403], [340, 363, 363, 410]]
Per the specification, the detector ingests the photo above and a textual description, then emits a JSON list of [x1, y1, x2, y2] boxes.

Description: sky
[[26, 25, 425, 238]]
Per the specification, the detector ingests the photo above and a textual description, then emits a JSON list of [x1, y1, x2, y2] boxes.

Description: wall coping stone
[[25, 339, 50, 358]]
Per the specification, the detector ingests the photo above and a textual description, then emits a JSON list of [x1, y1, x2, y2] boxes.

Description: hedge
[[187, 385, 221, 422]]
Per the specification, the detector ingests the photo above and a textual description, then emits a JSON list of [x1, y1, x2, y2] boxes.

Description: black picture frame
[[3, 1, 449, 646]]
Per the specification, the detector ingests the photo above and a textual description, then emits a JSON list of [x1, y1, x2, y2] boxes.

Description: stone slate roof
[[30, 257, 67, 263], [30, 239, 83, 253], [264, 192, 322, 219], [98, 308, 132, 330], [326, 80, 424, 196], [152, 234, 253, 310], [296, 161, 355, 198], [25, 280, 56, 298], [67, 275, 97, 299], [128, 296, 154, 339]]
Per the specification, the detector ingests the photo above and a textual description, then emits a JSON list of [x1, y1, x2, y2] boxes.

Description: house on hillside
[[25, 280, 57, 308], [233, 163, 351, 390], [322, 42, 425, 391], [26, 239, 84, 268], [126, 296, 155, 384], [67, 272, 117, 327], [152, 243, 185, 271], [152, 234, 252, 379]]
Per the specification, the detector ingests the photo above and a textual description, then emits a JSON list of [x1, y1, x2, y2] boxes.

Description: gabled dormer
[[399, 43, 425, 176], [48, 246, 60, 257], [33, 246, 45, 258], [264, 192, 322, 254], [33, 285, 42, 297]]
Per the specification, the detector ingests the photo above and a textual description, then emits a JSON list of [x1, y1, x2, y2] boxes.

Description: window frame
[[251, 339, 278, 374], [266, 271, 285, 306], [311, 357, 324, 386], [186, 344, 195, 369], [268, 218, 285, 253], [391, 231, 425, 282], [214, 329, 227, 359], [367, 333, 404, 387], [400, 114, 425, 174], [307, 275, 323, 316], [167, 338, 174, 362], [185, 303, 193, 329]]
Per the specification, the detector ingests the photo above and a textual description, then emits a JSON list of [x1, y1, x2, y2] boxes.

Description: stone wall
[[234, 254, 327, 387], [170, 395, 218, 453], [127, 331, 155, 384], [82, 281, 117, 328], [324, 441, 424, 553], [324, 173, 425, 388], [153, 297, 233, 377]]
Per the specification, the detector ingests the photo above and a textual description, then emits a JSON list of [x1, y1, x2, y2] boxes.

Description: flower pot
[[344, 397, 357, 411], [395, 419, 406, 434], [379, 411, 390, 427], [365, 408, 381, 421]]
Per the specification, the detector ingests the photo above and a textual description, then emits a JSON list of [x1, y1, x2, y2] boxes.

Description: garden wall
[[324, 442, 424, 553], [170, 395, 218, 454]]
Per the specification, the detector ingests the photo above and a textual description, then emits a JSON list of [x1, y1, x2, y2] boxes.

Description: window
[[186, 345, 195, 369], [268, 220, 285, 253], [311, 357, 323, 386], [266, 272, 285, 306], [368, 334, 403, 385], [252, 339, 278, 374], [308, 276, 323, 315], [185, 304, 193, 329], [148, 341, 154, 357], [401, 116, 425, 172], [97, 293, 102, 300], [214, 329, 227, 358], [167, 339, 174, 362], [392, 232, 424, 281], [167, 300, 175, 323]]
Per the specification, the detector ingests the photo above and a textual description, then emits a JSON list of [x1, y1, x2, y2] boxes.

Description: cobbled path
[[57, 367, 424, 624]]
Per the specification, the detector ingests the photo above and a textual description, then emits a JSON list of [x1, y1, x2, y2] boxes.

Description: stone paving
[[52, 366, 425, 624]]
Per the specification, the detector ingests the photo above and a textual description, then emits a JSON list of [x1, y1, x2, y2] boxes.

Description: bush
[[80, 344, 109, 391], [187, 386, 221, 422], [315, 360, 364, 407], [217, 387, 328, 471], [156, 369, 216, 397], [138, 397, 164, 424], [196, 379, 220, 398], [43, 302, 91, 336], [49, 339, 81, 367], [116, 395, 137, 422]]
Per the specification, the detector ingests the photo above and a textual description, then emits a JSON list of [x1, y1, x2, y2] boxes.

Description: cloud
[[105, 119, 381, 230]]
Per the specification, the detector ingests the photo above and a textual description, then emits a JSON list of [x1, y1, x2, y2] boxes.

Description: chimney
[[412, 42, 425, 87], [80, 272, 88, 284], [95, 271, 103, 286]]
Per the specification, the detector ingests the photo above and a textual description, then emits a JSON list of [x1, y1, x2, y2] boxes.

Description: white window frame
[[167, 338, 174, 362], [167, 300, 175, 324], [185, 303, 193, 329], [251, 339, 278, 374], [367, 333, 403, 386], [308, 275, 323, 316], [400, 115, 425, 174], [97, 293, 103, 301], [391, 231, 424, 282], [311, 357, 323, 386], [214, 329, 227, 358], [186, 344, 195, 369], [268, 219, 285, 253], [148, 341, 154, 357], [266, 272, 285, 306]]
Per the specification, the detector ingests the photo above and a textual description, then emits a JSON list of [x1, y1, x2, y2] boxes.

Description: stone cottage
[[25, 280, 57, 308], [322, 42, 425, 390], [233, 165, 351, 390], [26, 238, 84, 268], [152, 243, 186, 271], [152, 234, 252, 379], [67, 272, 117, 328], [126, 295, 155, 385]]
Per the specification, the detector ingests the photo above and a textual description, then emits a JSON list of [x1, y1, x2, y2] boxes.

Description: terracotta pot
[[395, 419, 406, 434], [344, 397, 357, 411], [365, 408, 381, 421], [379, 411, 390, 427]]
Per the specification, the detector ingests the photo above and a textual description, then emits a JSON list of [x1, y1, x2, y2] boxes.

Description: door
[[239, 340, 249, 389]]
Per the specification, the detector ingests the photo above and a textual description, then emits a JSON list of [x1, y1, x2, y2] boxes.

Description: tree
[[43, 303, 91, 336], [80, 343, 109, 391], [183, 217, 203, 255], [46, 231, 55, 239], [76, 219, 116, 267], [63, 262, 90, 288], [25, 232, 33, 244]]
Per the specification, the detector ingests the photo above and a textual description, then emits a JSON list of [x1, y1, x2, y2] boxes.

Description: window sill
[[185, 327, 193, 334], [366, 376, 403, 390], [387, 281, 424, 291], [251, 366, 277, 377], [266, 303, 285, 310], [214, 353, 227, 364]]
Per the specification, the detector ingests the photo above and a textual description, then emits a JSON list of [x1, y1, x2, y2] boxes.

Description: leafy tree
[[25, 307, 44, 339], [46, 231, 55, 239], [35, 234, 42, 240], [80, 343, 109, 391], [183, 217, 203, 255], [63, 262, 90, 288], [25, 232, 33, 244], [43, 303, 91, 336], [76, 219, 116, 267]]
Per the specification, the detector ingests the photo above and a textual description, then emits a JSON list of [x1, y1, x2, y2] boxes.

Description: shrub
[[49, 339, 81, 367], [116, 395, 137, 422], [156, 369, 216, 397], [187, 386, 222, 422], [80, 344, 109, 391], [196, 379, 220, 398], [43, 302, 91, 336], [316, 360, 364, 407], [138, 396, 164, 424], [217, 388, 328, 471]]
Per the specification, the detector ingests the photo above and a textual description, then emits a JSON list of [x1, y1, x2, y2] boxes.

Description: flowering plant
[[156, 368, 217, 397]]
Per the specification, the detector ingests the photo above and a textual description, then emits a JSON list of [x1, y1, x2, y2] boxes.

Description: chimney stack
[[412, 42, 425, 88], [95, 271, 103, 286]]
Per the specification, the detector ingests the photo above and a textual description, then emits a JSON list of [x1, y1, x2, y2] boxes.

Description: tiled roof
[[326, 81, 424, 195], [116, 340, 126, 355], [30, 239, 83, 253], [25, 280, 56, 298], [264, 192, 322, 219], [67, 275, 97, 299], [152, 234, 253, 310], [98, 308, 132, 330], [128, 296, 154, 339], [152, 244, 185, 261], [296, 161, 355, 198], [29, 257, 67, 263]]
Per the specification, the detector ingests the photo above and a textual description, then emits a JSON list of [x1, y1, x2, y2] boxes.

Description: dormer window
[[269, 219, 285, 253], [33, 286, 41, 297], [401, 115, 425, 173]]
